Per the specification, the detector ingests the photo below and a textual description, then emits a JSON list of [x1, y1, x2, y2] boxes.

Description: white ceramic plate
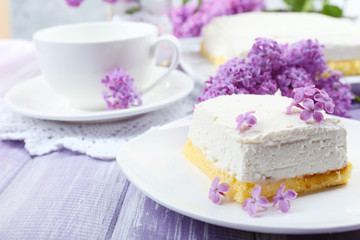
[[180, 38, 360, 86], [4, 67, 194, 122], [117, 117, 360, 234]]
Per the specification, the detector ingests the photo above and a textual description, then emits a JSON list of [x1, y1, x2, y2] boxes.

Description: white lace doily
[[0, 85, 201, 160]]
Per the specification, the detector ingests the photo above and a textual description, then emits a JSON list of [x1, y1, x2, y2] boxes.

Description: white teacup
[[33, 21, 181, 110]]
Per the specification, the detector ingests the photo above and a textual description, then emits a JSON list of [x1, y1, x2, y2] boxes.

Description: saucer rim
[[4, 67, 194, 122]]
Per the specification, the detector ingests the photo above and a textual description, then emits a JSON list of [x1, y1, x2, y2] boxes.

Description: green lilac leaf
[[321, 5, 343, 18]]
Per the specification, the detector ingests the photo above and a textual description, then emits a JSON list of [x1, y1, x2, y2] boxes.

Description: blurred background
[[1, 0, 359, 40]]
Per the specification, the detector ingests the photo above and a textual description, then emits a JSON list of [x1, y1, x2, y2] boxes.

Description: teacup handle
[[142, 35, 181, 94]]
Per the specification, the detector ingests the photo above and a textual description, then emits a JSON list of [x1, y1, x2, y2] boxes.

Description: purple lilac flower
[[286, 86, 335, 122], [242, 185, 269, 217], [248, 38, 286, 73], [300, 98, 324, 122], [209, 177, 230, 204], [236, 110, 257, 130], [169, 0, 265, 38], [276, 67, 312, 97], [292, 85, 316, 103], [315, 71, 354, 118], [231, 0, 266, 12], [273, 185, 297, 213], [65, 0, 84, 7], [216, 58, 253, 88], [250, 70, 278, 95], [101, 67, 142, 110], [198, 38, 353, 118], [314, 90, 335, 113], [199, 58, 254, 102], [286, 39, 327, 78]]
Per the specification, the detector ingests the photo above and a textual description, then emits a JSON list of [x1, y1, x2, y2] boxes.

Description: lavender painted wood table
[[1, 40, 360, 240]]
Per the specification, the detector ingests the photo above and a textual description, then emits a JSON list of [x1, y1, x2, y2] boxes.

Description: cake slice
[[201, 12, 360, 75], [183, 94, 352, 203]]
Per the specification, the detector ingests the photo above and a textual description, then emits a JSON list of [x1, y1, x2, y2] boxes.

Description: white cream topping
[[188, 94, 348, 183], [202, 12, 360, 61]]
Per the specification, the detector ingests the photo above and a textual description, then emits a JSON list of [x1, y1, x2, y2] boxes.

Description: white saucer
[[4, 67, 194, 122]]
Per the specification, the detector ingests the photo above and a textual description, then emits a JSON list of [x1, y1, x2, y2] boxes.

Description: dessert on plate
[[201, 12, 360, 75], [183, 94, 352, 203]]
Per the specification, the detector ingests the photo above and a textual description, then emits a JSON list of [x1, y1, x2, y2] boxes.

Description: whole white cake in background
[[183, 94, 352, 203], [201, 12, 360, 75]]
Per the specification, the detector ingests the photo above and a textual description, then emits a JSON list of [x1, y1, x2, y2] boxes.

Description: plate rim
[[4, 67, 194, 122], [116, 117, 360, 234]]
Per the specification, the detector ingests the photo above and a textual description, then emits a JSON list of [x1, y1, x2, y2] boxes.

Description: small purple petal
[[325, 102, 335, 113], [236, 114, 244, 123], [236, 120, 245, 130], [217, 182, 230, 192], [284, 190, 298, 200], [293, 92, 304, 103], [279, 199, 291, 213], [245, 110, 256, 116], [302, 98, 314, 109], [242, 198, 253, 211], [273, 195, 281, 206], [209, 190, 221, 204], [251, 185, 262, 198], [313, 111, 324, 122], [314, 94, 324, 102], [246, 115, 257, 127], [277, 185, 285, 196], [211, 176, 220, 188], [248, 202, 258, 217], [300, 109, 312, 121], [304, 87, 316, 96], [256, 196, 269, 209], [314, 101, 324, 111]]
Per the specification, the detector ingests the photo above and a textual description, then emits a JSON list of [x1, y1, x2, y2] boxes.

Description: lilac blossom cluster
[[199, 38, 354, 117], [101, 68, 142, 110], [169, 0, 265, 38], [286, 85, 335, 122]]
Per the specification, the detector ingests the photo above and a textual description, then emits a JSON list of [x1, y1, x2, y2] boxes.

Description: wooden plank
[[112, 184, 254, 240], [0, 140, 30, 193], [0, 149, 128, 239]]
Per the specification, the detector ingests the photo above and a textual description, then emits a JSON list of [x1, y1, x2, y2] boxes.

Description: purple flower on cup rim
[[209, 177, 230, 204], [273, 185, 298, 213]]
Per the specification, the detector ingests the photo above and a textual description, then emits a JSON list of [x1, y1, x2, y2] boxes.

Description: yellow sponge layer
[[183, 139, 352, 204], [200, 42, 360, 76], [327, 59, 360, 76]]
